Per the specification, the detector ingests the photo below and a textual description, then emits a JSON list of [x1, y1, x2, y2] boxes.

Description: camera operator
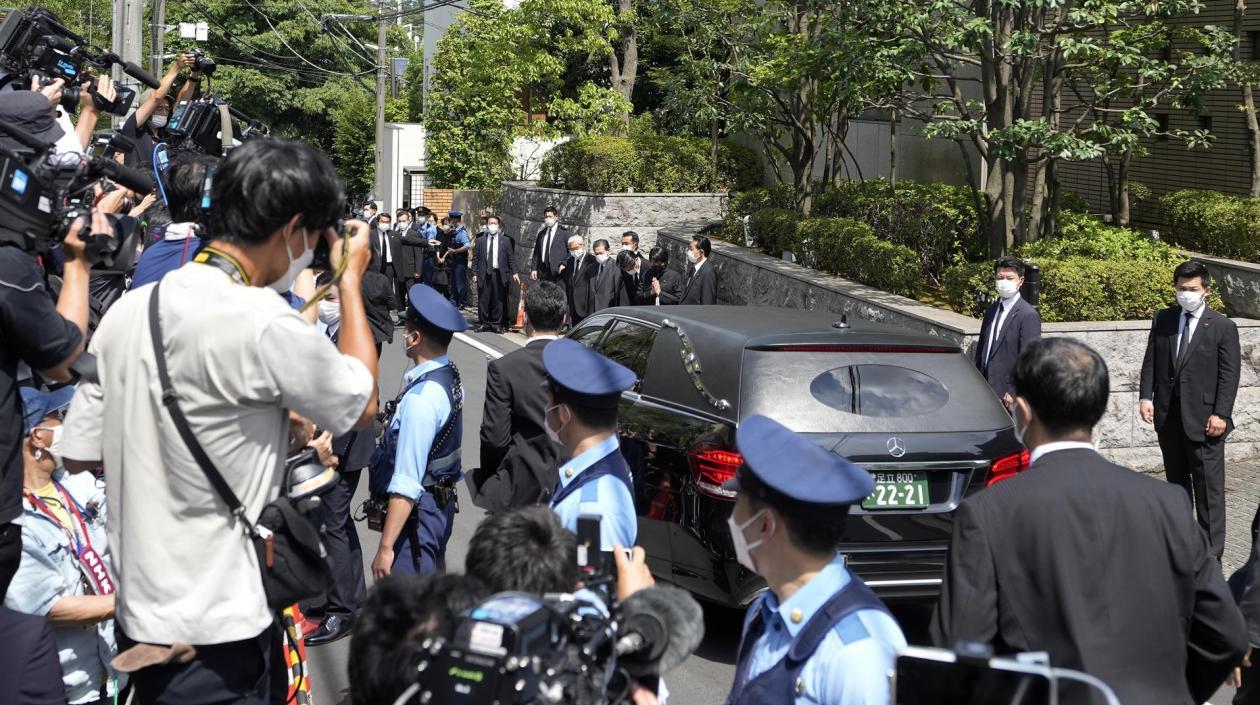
[[120, 53, 200, 174], [348, 573, 490, 705], [58, 137, 380, 705], [127, 151, 215, 289]]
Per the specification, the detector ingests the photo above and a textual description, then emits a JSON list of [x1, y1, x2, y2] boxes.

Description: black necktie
[[1177, 311, 1194, 363]]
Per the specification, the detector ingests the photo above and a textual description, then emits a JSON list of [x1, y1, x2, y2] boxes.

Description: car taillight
[[688, 448, 743, 500], [761, 344, 955, 353], [986, 449, 1031, 487]]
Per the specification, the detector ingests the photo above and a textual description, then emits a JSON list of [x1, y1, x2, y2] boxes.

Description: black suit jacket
[[398, 225, 433, 279], [473, 338, 563, 511], [973, 296, 1042, 399], [474, 233, 518, 285], [932, 448, 1247, 705], [641, 267, 684, 305], [618, 267, 645, 306], [361, 269, 397, 345], [563, 253, 598, 322], [1140, 306, 1241, 443], [590, 258, 621, 312], [0, 607, 66, 705], [681, 261, 717, 305], [531, 224, 570, 277]]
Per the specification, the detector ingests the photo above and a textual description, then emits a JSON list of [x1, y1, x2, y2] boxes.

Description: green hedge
[[538, 136, 761, 193], [942, 215, 1225, 322], [1160, 189, 1260, 262], [813, 179, 982, 280], [747, 208, 798, 255]]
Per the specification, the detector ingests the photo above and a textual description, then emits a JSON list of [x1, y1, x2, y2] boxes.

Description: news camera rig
[[163, 94, 268, 157], [0, 6, 161, 115]]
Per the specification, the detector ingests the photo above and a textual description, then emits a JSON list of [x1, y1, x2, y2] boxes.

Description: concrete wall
[[656, 224, 1260, 470], [1193, 251, 1260, 320], [497, 181, 729, 270]]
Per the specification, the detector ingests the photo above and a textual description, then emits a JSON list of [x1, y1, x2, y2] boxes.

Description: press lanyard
[[24, 483, 115, 596], [194, 246, 251, 286]]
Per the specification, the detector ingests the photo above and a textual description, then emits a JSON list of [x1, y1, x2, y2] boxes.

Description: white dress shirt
[[378, 228, 393, 264], [1030, 441, 1096, 466], [1176, 304, 1204, 359], [490, 233, 500, 270], [985, 293, 1021, 367]]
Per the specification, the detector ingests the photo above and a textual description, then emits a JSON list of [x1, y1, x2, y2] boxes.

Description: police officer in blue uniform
[[447, 211, 472, 309], [369, 284, 468, 579], [542, 338, 637, 551], [724, 415, 906, 705]]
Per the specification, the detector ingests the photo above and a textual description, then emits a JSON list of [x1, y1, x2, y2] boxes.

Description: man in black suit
[[933, 337, 1247, 705], [1229, 504, 1260, 703], [473, 282, 567, 512], [560, 234, 597, 323], [974, 256, 1043, 406], [620, 231, 649, 272], [681, 235, 717, 305], [530, 205, 570, 284], [642, 246, 684, 305], [615, 250, 644, 306], [589, 239, 620, 313], [473, 215, 520, 333], [1140, 260, 1241, 560]]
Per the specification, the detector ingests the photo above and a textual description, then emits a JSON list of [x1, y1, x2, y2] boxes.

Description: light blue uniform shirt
[[453, 226, 471, 247], [551, 435, 637, 550], [741, 554, 905, 705], [387, 356, 454, 500], [5, 470, 124, 704], [420, 221, 438, 241]]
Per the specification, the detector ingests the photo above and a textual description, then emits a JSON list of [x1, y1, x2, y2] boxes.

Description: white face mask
[[595, 253, 609, 264], [150, 114, 169, 129], [487, 224, 500, 234], [727, 509, 769, 573], [1012, 400, 1028, 447], [269, 228, 315, 293], [571, 248, 586, 260], [686, 249, 699, 264], [35, 425, 63, 458], [317, 300, 341, 328], [545, 217, 557, 228], [544, 404, 567, 445], [1176, 289, 1205, 313], [995, 279, 1020, 300]]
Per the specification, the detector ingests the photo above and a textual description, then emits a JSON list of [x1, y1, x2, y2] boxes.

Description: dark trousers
[[478, 274, 508, 328], [1159, 402, 1227, 559], [391, 492, 457, 575], [316, 469, 365, 618], [421, 255, 436, 287], [0, 522, 20, 599], [450, 257, 469, 308], [120, 626, 280, 705]]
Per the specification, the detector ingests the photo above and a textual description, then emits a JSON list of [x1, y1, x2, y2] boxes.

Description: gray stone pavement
[[1224, 455, 1260, 575]]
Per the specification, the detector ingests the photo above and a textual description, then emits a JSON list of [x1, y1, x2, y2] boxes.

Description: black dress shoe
[[304, 614, 353, 647]]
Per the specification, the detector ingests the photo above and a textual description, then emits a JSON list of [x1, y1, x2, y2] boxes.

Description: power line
[[235, 0, 369, 76]]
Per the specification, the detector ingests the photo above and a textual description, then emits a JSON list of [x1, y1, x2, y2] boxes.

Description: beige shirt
[[61, 263, 373, 644]]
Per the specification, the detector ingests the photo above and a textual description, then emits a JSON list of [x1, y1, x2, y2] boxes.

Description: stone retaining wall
[[656, 223, 1260, 470], [497, 181, 728, 270], [1193, 251, 1260, 320]]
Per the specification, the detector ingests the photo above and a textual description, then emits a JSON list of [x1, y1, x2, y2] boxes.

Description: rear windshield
[[741, 350, 1012, 433]]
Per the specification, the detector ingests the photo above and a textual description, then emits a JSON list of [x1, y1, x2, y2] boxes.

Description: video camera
[[395, 516, 705, 705], [0, 6, 161, 116], [166, 95, 268, 156], [0, 118, 151, 267], [894, 643, 1121, 705]]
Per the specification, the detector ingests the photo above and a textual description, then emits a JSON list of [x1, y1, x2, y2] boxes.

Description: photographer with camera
[[127, 151, 215, 289], [58, 137, 380, 705], [119, 52, 201, 175]]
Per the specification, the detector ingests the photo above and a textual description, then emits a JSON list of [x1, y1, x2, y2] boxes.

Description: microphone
[[615, 585, 705, 678], [96, 159, 154, 194], [122, 62, 161, 89]]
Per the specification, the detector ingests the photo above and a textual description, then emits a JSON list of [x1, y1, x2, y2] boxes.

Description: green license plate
[[862, 472, 929, 510]]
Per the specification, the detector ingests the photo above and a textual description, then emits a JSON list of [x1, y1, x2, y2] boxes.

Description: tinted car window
[[811, 364, 949, 418], [596, 320, 655, 381], [741, 350, 1012, 433], [571, 321, 608, 347]]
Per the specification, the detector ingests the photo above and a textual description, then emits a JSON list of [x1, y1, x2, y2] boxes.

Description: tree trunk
[[1117, 151, 1131, 227], [890, 109, 898, 187], [1234, 0, 1260, 196], [608, 0, 638, 133], [985, 156, 1009, 257]]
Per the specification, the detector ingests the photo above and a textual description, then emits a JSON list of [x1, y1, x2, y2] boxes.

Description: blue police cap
[[725, 414, 874, 509], [542, 339, 635, 407], [406, 283, 469, 333], [21, 386, 75, 435], [448, 210, 463, 219]]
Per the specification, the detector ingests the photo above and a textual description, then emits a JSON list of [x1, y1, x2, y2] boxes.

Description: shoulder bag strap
[[147, 283, 252, 527]]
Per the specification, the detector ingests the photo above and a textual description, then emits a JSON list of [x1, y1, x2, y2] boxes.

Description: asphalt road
[[299, 326, 1237, 705]]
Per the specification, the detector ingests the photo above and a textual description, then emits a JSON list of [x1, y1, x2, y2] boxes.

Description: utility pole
[[111, 0, 145, 126], [150, 0, 167, 77], [374, 0, 388, 201]]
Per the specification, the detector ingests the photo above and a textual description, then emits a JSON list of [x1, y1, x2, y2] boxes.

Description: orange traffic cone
[[513, 283, 526, 330]]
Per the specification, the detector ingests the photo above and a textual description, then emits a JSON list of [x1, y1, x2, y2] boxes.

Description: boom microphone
[[615, 585, 705, 678], [96, 159, 154, 194], [121, 61, 160, 89]]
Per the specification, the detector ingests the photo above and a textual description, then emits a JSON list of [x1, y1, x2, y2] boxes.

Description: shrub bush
[[813, 179, 982, 280], [1160, 189, 1260, 262], [942, 215, 1226, 322], [538, 136, 761, 193], [794, 217, 921, 297], [748, 208, 798, 255]]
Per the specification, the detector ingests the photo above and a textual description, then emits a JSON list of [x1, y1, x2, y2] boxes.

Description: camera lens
[[196, 57, 216, 75]]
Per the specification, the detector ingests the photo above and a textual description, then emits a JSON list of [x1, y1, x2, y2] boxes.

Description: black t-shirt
[[0, 246, 82, 525], [121, 113, 157, 175]]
